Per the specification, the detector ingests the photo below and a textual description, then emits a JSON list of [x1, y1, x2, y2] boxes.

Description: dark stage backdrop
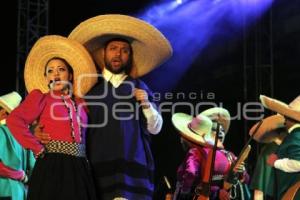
[[1, 0, 300, 198]]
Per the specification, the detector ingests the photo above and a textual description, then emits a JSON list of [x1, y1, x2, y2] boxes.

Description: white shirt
[[102, 68, 163, 135], [102, 68, 127, 88], [274, 124, 300, 172]]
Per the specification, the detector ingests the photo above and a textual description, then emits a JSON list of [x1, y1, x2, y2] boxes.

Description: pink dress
[[174, 146, 250, 200]]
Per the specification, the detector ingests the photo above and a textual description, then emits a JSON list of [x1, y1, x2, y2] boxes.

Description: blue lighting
[[176, 0, 183, 4], [137, 0, 274, 92]]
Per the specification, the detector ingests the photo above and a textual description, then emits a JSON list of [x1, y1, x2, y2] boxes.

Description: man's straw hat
[[260, 95, 300, 123], [249, 114, 285, 143], [68, 14, 173, 78], [24, 35, 97, 97], [251, 95, 300, 143]]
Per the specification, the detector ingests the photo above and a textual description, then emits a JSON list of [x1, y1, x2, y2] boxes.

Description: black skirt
[[27, 153, 97, 200]]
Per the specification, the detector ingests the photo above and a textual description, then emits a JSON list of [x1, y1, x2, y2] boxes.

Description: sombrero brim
[[68, 14, 173, 78], [172, 113, 207, 146], [200, 107, 231, 133], [249, 114, 285, 143], [260, 95, 300, 122], [24, 35, 98, 97]]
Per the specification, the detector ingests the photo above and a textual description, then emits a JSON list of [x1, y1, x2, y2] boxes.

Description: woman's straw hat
[[24, 35, 97, 97], [200, 107, 231, 134], [260, 95, 300, 122], [0, 91, 22, 113], [172, 113, 213, 146], [68, 14, 173, 78]]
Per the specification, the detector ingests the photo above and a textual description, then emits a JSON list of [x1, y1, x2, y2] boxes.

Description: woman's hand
[[34, 124, 51, 144]]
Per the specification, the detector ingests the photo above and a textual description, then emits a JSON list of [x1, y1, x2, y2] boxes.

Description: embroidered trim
[[61, 95, 82, 142]]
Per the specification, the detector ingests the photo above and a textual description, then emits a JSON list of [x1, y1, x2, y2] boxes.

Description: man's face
[[284, 117, 296, 129], [104, 40, 131, 74]]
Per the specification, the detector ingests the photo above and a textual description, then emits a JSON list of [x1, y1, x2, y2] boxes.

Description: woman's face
[[0, 107, 9, 121], [45, 58, 72, 92]]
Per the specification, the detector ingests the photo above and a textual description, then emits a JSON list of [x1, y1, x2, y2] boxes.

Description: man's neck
[[102, 68, 128, 88]]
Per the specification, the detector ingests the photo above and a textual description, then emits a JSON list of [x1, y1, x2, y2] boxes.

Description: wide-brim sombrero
[[260, 95, 300, 122], [249, 114, 285, 143], [68, 14, 173, 78], [172, 113, 213, 146], [24, 35, 97, 97], [200, 107, 231, 134]]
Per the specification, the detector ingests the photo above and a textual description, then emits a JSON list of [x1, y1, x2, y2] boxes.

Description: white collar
[[0, 119, 6, 125], [288, 124, 300, 133], [102, 68, 128, 88]]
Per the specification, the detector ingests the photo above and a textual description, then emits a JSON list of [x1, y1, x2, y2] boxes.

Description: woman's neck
[[52, 88, 70, 96]]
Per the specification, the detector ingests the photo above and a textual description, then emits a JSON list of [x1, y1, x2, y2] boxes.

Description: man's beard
[[105, 58, 129, 74]]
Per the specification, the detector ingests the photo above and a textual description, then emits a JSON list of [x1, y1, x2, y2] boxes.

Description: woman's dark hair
[[104, 38, 133, 75], [44, 57, 74, 81]]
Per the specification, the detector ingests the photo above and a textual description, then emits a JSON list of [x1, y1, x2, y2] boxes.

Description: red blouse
[[7, 89, 88, 155]]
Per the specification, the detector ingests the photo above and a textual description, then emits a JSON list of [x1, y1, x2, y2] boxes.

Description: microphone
[[48, 80, 55, 89]]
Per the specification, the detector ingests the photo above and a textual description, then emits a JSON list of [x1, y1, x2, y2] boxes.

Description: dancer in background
[[172, 107, 250, 200], [249, 114, 287, 200], [260, 95, 300, 199], [0, 91, 35, 200]]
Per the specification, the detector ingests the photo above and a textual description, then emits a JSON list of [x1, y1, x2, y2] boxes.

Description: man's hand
[[34, 124, 51, 144], [219, 189, 230, 200], [267, 153, 278, 167], [233, 161, 246, 173], [134, 88, 150, 109]]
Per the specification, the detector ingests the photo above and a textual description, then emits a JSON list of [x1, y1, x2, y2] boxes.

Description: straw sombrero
[[260, 95, 300, 122], [24, 35, 97, 97], [0, 91, 22, 113], [68, 14, 173, 78], [172, 113, 213, 146], [200, 107, 231, 134], [249, 114, 285, 143]]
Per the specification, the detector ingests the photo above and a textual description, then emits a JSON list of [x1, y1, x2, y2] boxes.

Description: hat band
[[188, 123, 201, 135]]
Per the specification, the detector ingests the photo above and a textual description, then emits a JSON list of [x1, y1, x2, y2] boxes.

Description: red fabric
[[0, 161, 24, 180], [7, 89, 88, 155]]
